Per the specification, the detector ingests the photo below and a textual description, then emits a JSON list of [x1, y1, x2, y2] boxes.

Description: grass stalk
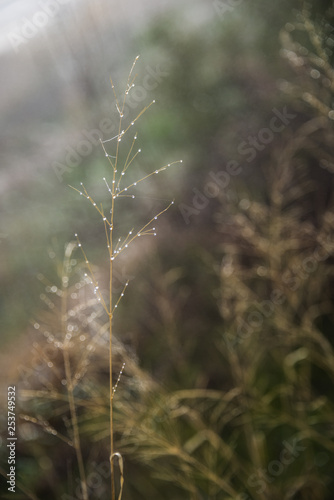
[[71, 56, 181, 499], [61, 245, 89, 500]]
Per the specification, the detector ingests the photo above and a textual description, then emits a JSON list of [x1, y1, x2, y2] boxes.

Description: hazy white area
[[0, 0, 208, 192]]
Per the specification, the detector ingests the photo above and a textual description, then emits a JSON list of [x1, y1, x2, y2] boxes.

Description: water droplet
[[257, 266, 267, 277], [239, 199, 250, 210], [310, 68, 320, 79]]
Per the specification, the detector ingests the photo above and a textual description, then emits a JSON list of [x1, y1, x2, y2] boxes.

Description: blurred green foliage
[[1, 0, 334, 499]]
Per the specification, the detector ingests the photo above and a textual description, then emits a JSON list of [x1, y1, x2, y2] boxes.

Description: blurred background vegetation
[[1, 0, 334, 498]]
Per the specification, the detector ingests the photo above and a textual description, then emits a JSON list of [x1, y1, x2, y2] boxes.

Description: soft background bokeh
[[1, 0, 334, 499]]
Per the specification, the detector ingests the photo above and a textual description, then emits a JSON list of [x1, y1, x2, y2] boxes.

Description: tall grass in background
[[15, 57, 181, 500], [70, 55, 180, 500], [8, 3, 334, 500], [109, 7, 334, 500]]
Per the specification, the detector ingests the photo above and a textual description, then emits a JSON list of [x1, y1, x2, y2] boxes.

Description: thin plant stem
[[71, 56, 181, 500], [63, 348, 89, 500], [109, 131, 116, 500], [61, 248, 89, 500]]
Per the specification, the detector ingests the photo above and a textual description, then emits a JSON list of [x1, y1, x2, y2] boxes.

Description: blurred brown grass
[[1, 2, 334, 500]]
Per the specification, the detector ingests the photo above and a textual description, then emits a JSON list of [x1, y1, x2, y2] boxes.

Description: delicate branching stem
[[71, 56, 181, 500]]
